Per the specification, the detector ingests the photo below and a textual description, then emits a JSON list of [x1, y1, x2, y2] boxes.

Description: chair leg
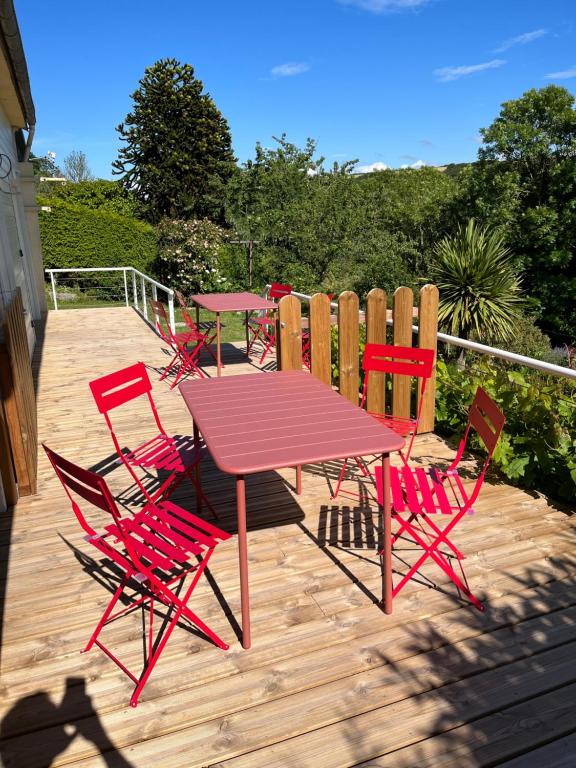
[[82, 575, 130, 653], [331, 459, 349, 499]]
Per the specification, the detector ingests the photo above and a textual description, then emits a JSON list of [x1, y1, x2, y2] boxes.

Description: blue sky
[[17, 0, 576, 178]]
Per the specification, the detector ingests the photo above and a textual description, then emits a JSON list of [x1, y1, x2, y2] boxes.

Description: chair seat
[[197, 320, 223, 331], [248, 316, 275, 327], [375, 464, 471, 516], [367, 411, 417, 437], [123, 433, 204, 474], [175, 329, 205, 345], [102, 500, 230, 575]]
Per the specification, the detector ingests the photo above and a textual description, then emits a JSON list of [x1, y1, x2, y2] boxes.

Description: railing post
[[50, 271, 58, 310], [392, 287, 414, 420], [152, 284, 158, 303], [123, 269, 129, 307], [309, 293, 331, 385], [131, 270, 138, 310], [366, 288, 387, 414], [338, 291, 360, 404], [277, 295, 302, 370], [141, 275, 148, 320], [418, 284, 439, 433], [168, 291, 176, 334]]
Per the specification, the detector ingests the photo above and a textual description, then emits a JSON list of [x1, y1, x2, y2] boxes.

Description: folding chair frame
[[332, 344, 435, 499], [44, 444, 230, 707], [89, 361, 215, 514], [375, 387, 506, 611], [150, 299, 206, 388], [173, 289, 219, 366], [247, 283, 292, 365]]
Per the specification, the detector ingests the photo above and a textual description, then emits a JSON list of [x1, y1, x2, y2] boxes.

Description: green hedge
[[38, 198, 157, 274]]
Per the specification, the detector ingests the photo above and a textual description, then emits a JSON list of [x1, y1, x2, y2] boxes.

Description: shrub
[[39, 180, 141, 218], [435, 358, 576, 503], [39, 198, 157, 274], [155, 218, 229, 295]]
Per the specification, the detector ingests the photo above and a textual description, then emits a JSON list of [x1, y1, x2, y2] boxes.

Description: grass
[[45, 285, 248, 342]]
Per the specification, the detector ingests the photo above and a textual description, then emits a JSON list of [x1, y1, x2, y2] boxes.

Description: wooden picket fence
[[277, 284, 439, 433]]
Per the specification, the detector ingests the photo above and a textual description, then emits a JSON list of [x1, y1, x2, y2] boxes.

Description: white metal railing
[[269, 285, 576, 381], [45, 267, 176, 332]]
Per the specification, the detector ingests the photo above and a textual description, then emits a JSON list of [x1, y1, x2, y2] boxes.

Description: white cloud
[[434, 59, 505, 82], [271, 62, 310, 78], [494, 29, 547, 53], [545, 65, 576, 80], [401, 159, 426, 169], [354, 161, 388, 174], [338, 0, 430, 12]]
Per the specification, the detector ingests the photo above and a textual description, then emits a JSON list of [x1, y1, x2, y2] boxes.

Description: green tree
[[430, 219, 523, 351], [459, 85, 576, 342], [225, 135, 447, 293], [113, 59, 235, 224]]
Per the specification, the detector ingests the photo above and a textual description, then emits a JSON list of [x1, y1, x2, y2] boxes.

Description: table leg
[[382, 453, 393, 614], [245, 310, 250, 356], [195, 304, 200, 330], [216, 312, 221, 377], [296, 465, 302, 494], [193, 424, 201, 516], [236, 474, 251, 649]]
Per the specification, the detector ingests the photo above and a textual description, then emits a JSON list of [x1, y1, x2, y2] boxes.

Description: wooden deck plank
[[0, 307, 574, 768]]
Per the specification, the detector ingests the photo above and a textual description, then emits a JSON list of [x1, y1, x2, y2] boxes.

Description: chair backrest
[[43, 443, 120, 537], [452, 387, 506, 505], [268, 283, 293, 301], [465, 387, 506, 459], [89, 361, 152, 414], [173, 289, 187, 311], [44, 444, 153, 579], [361, 344, 435, 413], [173, 290, 200, 332], [89, 362, 164, 457]]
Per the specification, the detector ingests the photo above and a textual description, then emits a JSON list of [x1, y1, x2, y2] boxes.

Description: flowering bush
[[156, 218, 229, 294]]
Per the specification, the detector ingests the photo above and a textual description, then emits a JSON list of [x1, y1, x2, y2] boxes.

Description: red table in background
[[189, 292, 279, 377], [180, 370, 404, 648]]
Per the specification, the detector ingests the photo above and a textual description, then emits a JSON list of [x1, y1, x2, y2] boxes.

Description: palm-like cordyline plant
[[431, 219, 523, 345]]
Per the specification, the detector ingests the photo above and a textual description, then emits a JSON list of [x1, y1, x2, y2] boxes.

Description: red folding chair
[[375, 387, 505, 611], [332, 344, 435, 498], [150, 299, 206, 388], [89, 361, 215, 514], [174, 289, 221, 364], [247, 283, 292, 365], [43, 444, 230, 707]]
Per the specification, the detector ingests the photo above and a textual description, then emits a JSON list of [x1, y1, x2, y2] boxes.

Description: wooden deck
[[1, 306, 575, 768]]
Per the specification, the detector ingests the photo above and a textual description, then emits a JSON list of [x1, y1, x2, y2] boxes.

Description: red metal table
[[189, 292, 279, 377], [180, 370, 405, 648]]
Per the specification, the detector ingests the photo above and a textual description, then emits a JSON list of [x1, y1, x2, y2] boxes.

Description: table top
[[179, 371, 405, 475], [189, 292, 279, 313]]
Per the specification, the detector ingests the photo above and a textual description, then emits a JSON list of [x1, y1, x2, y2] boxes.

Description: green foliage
[[435, 358, 576, 503], [458, 85, 576, 341], [484, 312, 557, 362], [225, 135, 456, 293], [430, 219, 523, 342], [42, 180, 140, 218], [38, 198, 156, 274], [30, 151, 62, 177], [155, 218, 228, 295], [114, 58, 235, 224]]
